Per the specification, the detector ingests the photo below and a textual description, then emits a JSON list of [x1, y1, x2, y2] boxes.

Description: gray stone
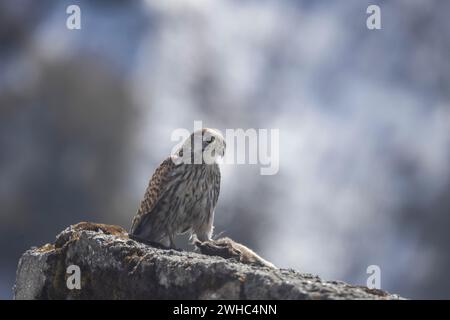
[[13, 222, 403, 300]]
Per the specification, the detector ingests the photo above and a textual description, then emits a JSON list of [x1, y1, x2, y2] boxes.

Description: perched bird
[[130, 128, 226, 248]]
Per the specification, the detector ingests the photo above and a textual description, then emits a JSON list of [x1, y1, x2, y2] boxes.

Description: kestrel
[[130, 128, 226, 248]]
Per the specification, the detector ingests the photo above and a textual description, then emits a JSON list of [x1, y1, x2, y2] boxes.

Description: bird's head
[[177, 128, 226, 164]]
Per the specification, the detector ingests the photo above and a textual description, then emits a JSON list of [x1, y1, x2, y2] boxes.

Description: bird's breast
[[172, 164, 218, 222]]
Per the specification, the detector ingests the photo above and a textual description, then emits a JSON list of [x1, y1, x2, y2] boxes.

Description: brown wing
[[130, 157, 177, 234]]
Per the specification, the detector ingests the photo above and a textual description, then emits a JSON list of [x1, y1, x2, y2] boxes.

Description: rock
[[13, 222, 403, 300]]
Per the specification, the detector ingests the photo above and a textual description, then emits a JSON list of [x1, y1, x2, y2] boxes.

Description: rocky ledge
[[14, 222, 402, 300]]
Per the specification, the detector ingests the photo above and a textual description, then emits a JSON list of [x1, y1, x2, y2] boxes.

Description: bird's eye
[[209, 136, 215, 144]]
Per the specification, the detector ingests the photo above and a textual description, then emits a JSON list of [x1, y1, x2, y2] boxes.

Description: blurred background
[[1, 0, 450, 299]]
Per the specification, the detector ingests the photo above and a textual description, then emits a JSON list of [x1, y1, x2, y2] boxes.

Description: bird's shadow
[[127, 234, 182, 251]]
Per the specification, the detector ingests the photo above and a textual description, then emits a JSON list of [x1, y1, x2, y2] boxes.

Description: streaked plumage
[[130, 128, 226, 248]]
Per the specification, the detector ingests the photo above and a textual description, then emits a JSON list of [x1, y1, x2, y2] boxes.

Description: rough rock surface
[[14, 222, 402, 300]]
